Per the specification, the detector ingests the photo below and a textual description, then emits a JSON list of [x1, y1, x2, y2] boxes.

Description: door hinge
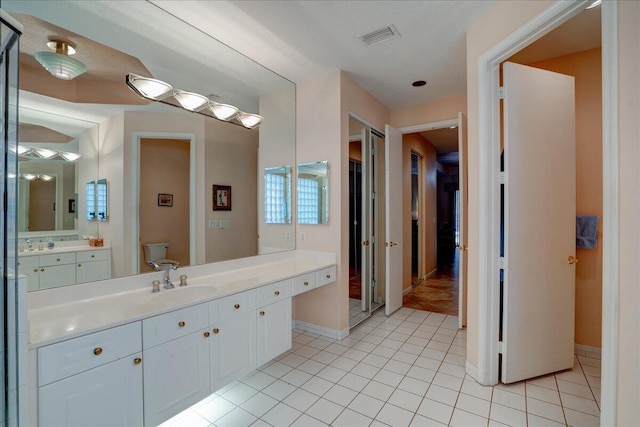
[[499, 86, 505, 99], [497, 341, 504, 354], [498, 172, 506, 184], [371, 191, 376, 200], [371, 235, 376, 245], [499, 257, 506, 270]]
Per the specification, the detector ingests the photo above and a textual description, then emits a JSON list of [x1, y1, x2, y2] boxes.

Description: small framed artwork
[[68, 199, 76, 214], [213, 185, 232, 211], [158, 193, 173, 207]]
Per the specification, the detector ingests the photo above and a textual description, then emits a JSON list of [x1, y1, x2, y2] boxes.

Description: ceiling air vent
[[359, 25, 400, 47]]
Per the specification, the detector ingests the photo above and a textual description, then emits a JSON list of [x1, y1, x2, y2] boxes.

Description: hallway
[[403, 250, 459, 316]]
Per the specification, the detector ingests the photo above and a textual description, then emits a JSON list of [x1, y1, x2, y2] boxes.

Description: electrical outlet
[[301, 232, 306, 242], [208, 219, 219, 228]]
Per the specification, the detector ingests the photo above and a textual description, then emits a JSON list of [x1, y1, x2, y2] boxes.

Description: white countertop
[[19, 242, 111, 257], [28, 251, 336, 349]]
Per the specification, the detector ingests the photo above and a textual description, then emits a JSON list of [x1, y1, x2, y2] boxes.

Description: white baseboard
[[293, 320, 349, 340], [403, 286, 413, 296], [424, 268, 438, 280]]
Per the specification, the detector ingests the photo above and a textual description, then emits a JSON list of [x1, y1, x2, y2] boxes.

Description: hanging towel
[[576, 215, 598, 249]]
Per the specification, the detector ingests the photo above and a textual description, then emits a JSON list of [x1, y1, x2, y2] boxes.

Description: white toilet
[[143, 242, 179, 267]]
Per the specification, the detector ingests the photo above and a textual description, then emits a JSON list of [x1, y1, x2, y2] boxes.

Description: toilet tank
[[143, 243, 168, 262]]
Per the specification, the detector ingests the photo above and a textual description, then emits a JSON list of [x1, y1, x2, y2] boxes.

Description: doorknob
[[362, 240, 370, 246], [566, 256, 578, 265], [458, 245, 468, 251], [386, 242, 397, 247]]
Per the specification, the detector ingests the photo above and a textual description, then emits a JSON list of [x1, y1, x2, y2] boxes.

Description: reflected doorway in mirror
[[212, 185, 232, 211]]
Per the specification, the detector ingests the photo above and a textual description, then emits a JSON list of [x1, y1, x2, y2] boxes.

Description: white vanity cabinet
[[142, 303, 211, 427], [37, 322, 143, 427], [257, 298, 292, 365], [19, 248, 111, 290], [209, 289, 257, 392], [76, 250, 111, 284]]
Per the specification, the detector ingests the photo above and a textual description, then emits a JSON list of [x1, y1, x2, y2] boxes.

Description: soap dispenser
[[47, 237, 55, 250]]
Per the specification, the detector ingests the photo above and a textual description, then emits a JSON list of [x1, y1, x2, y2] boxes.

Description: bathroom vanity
[[19, 243, 111, 291], [27, 250, 336, 426]]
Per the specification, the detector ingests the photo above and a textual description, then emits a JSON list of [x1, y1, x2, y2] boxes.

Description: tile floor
[[161, 308, 601, 427]]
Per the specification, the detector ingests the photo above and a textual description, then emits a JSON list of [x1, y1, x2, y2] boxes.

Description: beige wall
[[391, 95, 467, 128], [525, 48, 603, 348], [294, 70, 389, 332], [616, 1, 640, 423], [204, 118, 259, 262], [465, 0, 553, 369], [402, 133, 438, 291], [139, 138, 190, 271]]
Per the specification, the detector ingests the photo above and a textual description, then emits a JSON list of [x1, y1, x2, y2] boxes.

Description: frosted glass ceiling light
[[9, 145, 31, 155], [126, 74, 173, 100], [586, 0, 601, 9], [59, 151, 82, 161], [34, 40, 88, 80], [173, 90, 209, 112], [237, 112, 264, 129], [22, 174, 37, 181], [34, 147, 57, 159], [39, 174, 54, 181], [208, 101, 239, 121]]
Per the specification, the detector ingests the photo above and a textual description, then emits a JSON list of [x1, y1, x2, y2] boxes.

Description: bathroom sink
[[137, 285, 218, 309]]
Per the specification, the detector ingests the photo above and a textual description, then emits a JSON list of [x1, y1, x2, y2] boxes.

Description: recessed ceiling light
[[412, 80, 427, 87]]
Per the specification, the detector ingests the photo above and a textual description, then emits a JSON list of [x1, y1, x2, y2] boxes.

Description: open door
[[501, 62, 576, 383], [385, 124, 403, 315], [360, 128, 370, 313], [457, 112, 468, 328]]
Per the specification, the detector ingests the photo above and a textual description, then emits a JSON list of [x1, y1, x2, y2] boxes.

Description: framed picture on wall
[[213, 185, 231, 211], [158, 193, 173, 207]]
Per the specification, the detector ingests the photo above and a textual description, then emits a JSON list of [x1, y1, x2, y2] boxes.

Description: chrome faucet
[[148, 260, 179, 289]]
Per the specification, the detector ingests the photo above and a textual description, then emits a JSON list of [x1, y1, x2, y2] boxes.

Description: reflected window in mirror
[[297, 161, 329, 224], [86, 181, 96, 221], [264, 166, 291, 224], [97, 179, 108, 221]]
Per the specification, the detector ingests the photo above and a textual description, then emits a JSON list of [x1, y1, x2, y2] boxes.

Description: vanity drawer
[[143, 302, 209, 349], [316, 266, 337, 288], [17, 256, 39, 269], [257, 279, 292, 307], [292, 273, 316, 296], [39, 252, 76, 267], [210, 289, 257, 322], [77, 249, 109, 262], [38, 322, 142, 387]]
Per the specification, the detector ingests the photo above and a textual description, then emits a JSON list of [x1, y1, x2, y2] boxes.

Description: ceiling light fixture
[[125, 73, 263, 129], [34, 40, 88, 80], [18, 145, 82, 162], [126, 74, 173, 100], [586, 0, 601, 9], [20, 174, 55, 182]]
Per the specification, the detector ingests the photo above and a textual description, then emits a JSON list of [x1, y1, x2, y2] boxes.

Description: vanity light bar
[[17, 145, 82, 162], [125, 73, 263, 129], [20, 174, 53, 181]]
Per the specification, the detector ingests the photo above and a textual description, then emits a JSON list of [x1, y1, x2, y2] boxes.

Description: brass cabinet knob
[[93, 347, 103, 356], [213, 328, 220, 334], [78, 264, 82, 267], [56, 258, 60, 262], [274, 290, 280, 296], [326, 274, 331, 279], [134, 357, 142, 365], [234, 304, 240, 309], [91, 254, 95, 258], [178, 321, 186, 328], [567, 256, 579, 265], [34, 268, 38, 272], [260, 311, 265, 316], [40, 268, 45, 272], [304, 281, 309, 286], [204, 331, 210, 338]]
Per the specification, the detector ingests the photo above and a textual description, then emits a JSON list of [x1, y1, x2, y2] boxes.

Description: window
[[264, 171, 290, 223], [297, 177, 319, 224]]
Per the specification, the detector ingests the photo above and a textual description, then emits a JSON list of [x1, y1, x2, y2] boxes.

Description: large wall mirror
[[7, 0, 296, 291]]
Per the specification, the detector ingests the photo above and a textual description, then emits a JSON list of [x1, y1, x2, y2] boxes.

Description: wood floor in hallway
[[403, 250, 459, 316]]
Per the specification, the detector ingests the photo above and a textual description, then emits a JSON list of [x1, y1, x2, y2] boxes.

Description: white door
[[457, 112, 468, 329], [501, 62, 576, 383], [385, 125, 403, 315], [360, 128, 370, 313]]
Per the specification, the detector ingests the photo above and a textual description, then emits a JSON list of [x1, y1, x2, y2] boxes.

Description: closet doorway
[[348, 114, 385, 328]]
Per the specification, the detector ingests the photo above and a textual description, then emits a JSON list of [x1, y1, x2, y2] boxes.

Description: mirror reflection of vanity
[[7, 0, 296, 291]]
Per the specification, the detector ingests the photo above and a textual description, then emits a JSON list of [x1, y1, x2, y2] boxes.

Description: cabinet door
[[39, 353, 143, 427], [76, 260, 110, 284], [257, 299, 292, 366], [18, 257, 40, 291], [143, 329, 211, 427], [39, 264, 76, 290], [211, 310, 257, 392]]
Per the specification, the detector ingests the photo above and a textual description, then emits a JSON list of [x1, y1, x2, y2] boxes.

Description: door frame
[[410, 149, 423, 287], [475, 1, 618, 425], [131, 132, 197, 274]]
